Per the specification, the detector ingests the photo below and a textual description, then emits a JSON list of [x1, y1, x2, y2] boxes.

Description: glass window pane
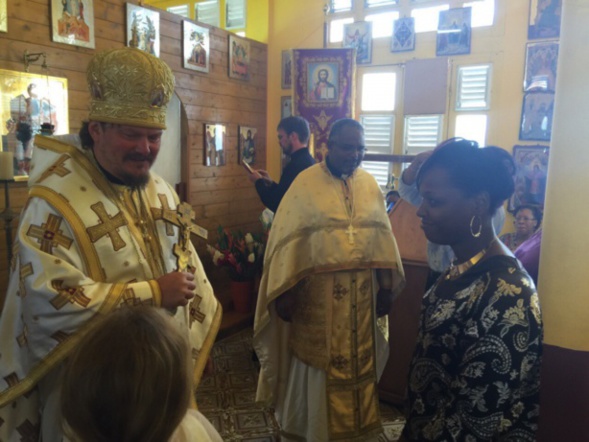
[[464, 0, 495, 28], [195, 1, 220, 27], [167, 5, 189, 17], [330, 17, 355, 42], [411, 4, 449, 33], [365, 0, 398, 7], [226, 0, 246, 29], [365, 11, 400, 38], [455, 114, 487, 146], [331, 0, 353, 13], [362, 72, 396, 111]]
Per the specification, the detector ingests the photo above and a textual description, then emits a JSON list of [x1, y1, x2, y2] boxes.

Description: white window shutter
[[404, 115, 443, 155], [365, 0, 398, 8], [456, 64, 492, 111], [360, 115, 395, 187], [195, 0, 220, 27], [331, 0, 353, 13], [226, 0, 246, 29], [167, 5, 189, 17]]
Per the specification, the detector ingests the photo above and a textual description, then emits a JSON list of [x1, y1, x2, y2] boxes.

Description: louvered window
[[167, 5, 189, 17], [456, 64, 492, 111], [403, 115, 443, 155], [331, 0, 353, 13], [365, 0, 398, 7], [195, 0, 220, 27], [226, 0, 246, 29], [360, 115, 395, 187]]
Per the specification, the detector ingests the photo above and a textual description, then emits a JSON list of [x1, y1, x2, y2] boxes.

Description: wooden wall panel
[[0, 1, 267, 309]]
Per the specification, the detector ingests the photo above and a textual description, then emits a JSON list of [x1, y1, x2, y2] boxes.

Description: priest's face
[[89, 122, 162, 187], [327, 125, 366, 176]]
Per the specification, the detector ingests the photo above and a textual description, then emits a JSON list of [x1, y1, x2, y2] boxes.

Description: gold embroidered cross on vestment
[[86, 202, 127, 251], [26, 214, 73, 254]]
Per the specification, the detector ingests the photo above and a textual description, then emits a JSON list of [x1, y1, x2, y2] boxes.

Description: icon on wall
[[436, 7, 471, 56], [391, 17, 415, 53], [51, 0, 95, 48], [343, 21, 372, 65], [239, 126, 257, 165], [126, 3, 160, 57], [204, 124, 226, 166], [183, 21, 210, 73], [229, 35, 250, 81]]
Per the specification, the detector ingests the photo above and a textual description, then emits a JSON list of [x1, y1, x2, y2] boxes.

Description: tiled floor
[[197, 327, 405, 441]]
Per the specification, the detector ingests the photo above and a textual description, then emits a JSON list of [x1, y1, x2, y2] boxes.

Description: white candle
[[0, 151, 14, 180]]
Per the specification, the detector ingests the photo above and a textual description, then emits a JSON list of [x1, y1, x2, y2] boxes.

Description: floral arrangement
[[207, 226, 265, 281]]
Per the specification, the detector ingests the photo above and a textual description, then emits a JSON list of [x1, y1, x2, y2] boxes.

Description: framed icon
[[229, 35, 250, 81], [51, 0, 95, 48], [524, 41, 559, 92], [343, 21, 372, 65], [204, 123, 226, 166], [239, 126, 257, 165], [183, 21, 210, 73], [436, 7, 471, 56], [126, 3, 160, 57], [391, 17, 415, 53], [519, 92, 554, 142]]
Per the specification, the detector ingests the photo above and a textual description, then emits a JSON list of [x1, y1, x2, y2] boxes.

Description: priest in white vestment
[[0, 47, 221, 441], [254, 118, 405, 441]]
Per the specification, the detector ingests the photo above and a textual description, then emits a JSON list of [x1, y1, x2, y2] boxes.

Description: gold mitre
[[87, 47, 175, 129]]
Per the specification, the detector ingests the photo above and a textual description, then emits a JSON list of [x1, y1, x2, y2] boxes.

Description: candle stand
[[0, 179, 17, 265]]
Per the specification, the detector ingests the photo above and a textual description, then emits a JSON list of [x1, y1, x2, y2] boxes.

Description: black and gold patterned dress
[[402, 255, 542, 441]]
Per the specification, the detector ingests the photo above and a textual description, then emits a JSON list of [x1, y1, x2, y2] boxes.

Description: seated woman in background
[[500, 204, 542, 251], [61, 307, 222, 442], [401, 139, 543, 441]]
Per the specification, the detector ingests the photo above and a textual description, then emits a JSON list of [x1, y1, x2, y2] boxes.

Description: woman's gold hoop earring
[[470, 215, 482, 238]]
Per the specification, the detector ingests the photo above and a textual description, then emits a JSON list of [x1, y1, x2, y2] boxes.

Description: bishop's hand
[[157, 271, 196, 308]]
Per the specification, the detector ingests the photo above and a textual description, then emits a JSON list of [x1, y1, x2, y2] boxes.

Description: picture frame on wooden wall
[[50, 0, 95, 48], [436, 7, 471, 56], [528, 0, 562, 40], [183, 21, 210, 73], [204, 123, 226, 166], [281, 96, 292, 119], [229, 35, 250, 81], [509, 144, 549, 212], [519, 91, 554, 142], [281, 50, 292, 89], [239, 126, 257, 165], [343, 21, 372, 65], [0, 0, 7, 33], [524, 41, 559, 92], [391, 17, 415, 53], [0, 69, 69, 178], [126, 3, 160, 57]]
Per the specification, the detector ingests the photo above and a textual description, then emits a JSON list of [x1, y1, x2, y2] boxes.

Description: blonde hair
[[61, 307, 192, 442]]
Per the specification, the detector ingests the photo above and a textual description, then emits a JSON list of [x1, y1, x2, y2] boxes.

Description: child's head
[[61, 306, 192, 442]]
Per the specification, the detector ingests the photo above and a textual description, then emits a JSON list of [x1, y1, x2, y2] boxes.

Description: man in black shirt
[[247, 116, 316, 213]]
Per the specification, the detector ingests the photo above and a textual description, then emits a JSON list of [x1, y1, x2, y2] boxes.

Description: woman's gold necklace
[[445, 237, 499, 280]]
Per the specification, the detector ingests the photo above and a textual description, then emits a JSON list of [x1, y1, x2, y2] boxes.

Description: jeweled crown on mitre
[[86, 47, 175, 130]]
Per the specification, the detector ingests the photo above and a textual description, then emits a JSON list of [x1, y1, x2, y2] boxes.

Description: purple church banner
[[293, 48, 356, 162]]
